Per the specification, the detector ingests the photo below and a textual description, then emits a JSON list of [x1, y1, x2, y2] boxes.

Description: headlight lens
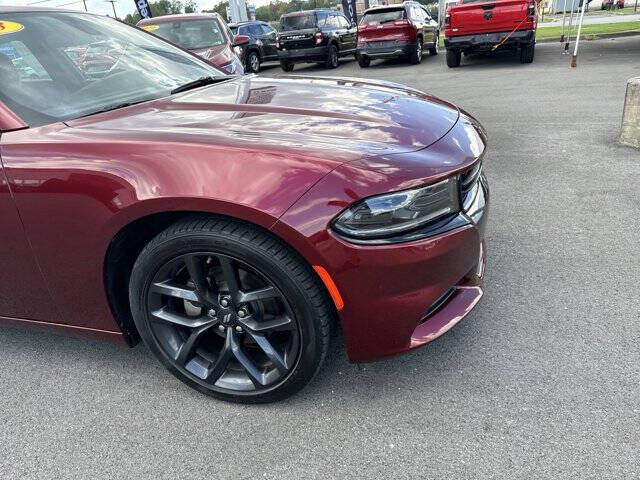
[[332, 177, 460, 239]]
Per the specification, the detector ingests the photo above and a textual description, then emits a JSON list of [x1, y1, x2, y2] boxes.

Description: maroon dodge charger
[[0, 7, 489, 403]]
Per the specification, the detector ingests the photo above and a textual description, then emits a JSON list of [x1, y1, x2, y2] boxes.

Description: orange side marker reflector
[[313, 265, 344, 311]]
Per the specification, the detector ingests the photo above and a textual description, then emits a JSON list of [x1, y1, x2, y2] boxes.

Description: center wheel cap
[[218, 308, 236, 327]]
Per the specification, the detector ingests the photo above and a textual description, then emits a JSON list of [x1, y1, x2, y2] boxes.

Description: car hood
[[66, 75, 460, 161]]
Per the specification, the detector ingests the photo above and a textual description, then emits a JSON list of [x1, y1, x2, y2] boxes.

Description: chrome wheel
[[248, 52, 260, 73]]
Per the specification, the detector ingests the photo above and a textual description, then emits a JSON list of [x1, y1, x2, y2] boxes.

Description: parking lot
[[1, 36, 639, 479]]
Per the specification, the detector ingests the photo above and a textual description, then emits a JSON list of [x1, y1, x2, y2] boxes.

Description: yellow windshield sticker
[[0, 21, 24, 35], [142, 25, 159, 32]]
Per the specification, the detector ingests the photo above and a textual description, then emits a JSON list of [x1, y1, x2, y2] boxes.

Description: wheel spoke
[[229, 330, 267, 386], [151, 280, 199, 302], [184, 255, 215, 303], [151, 307, 213, 328], [175, 323, 216, 365], [238, 285, 279, 304], [238, 314, 293, 333], [206, 328, 234, 383], [248, 332, 289, 374], [218, 256, 241, 304]]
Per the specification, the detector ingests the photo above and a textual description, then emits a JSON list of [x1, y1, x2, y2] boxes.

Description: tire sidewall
[[130, 230, 324, 403]]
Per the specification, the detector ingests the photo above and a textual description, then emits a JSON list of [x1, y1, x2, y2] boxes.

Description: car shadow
[[0, 304, 481, 408]]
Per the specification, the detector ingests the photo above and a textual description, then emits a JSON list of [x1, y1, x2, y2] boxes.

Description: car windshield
[[0, 12, 223, 128], [360, 8, 406, 24], [141, 18, 227, 50], [280, 13, 316, 31]]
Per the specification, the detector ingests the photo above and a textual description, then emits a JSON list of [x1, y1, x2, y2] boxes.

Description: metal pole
[[560, 0, 568, 43], [571, 0, 588, 67], [564, 0, 576, 53], [82, 0, 87, 10], [635, 0, 638, 12]]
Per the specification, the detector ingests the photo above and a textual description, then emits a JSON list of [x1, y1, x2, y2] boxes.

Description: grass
[[535, 20, 640, 39]]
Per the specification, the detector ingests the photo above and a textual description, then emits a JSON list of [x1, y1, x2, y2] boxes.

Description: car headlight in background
[[332, 177, 460, 239]]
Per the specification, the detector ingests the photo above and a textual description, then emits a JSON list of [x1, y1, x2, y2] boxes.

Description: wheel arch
[[103, 205, 337, 346]]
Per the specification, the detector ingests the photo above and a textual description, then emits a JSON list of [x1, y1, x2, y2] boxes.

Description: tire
[[409, 37, 423, 64], [325, 44, 339, 69], [357, 53, 370, 68], [129, 216, 333, 403], [520, 42, 535, 64], [429, 33, 439, 55], [246, 50, 260, 73], [446, 48, 461, 68], [280, 60, 294, 72]]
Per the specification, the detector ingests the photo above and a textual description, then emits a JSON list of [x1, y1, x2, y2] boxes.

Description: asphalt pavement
[[1, 36, 639, 480]]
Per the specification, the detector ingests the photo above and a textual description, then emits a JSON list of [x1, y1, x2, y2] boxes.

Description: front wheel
[[129, 216, 333, 403], [246, 51, 261, 73], [429, 34, 439, 55], [446, 48, 461, 68], [520, 43, 535, 64], [325, 44, 339, 69]]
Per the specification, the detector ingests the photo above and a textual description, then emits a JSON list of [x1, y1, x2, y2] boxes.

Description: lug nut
[[218, 325, 225, 331], [220, 298, 229, 307], [235, 326, 243, 333], [207, 309, 216, 318], [238, 309, 247, 318]]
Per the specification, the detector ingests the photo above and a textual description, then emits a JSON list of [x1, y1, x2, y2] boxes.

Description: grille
[[460, 161, 482, 198]]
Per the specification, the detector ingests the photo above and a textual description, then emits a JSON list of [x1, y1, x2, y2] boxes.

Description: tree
[[184, 0, 198, 13]]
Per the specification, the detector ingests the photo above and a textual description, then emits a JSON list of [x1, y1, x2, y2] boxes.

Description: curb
[[537, 30, 640, 43]]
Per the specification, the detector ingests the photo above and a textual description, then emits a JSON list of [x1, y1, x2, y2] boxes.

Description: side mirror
[[233, 34, 250, 46], [351, 21, 357, 28]]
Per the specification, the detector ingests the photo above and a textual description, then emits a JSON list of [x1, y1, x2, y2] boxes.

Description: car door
[[0, 128, 61, 322], [422, 7, 438, 44], [409, 5, 427, 44], [336, 14, 357, 53], [258, 23, 279, 60]]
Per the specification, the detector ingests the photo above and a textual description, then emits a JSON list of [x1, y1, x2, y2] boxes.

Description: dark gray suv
[[229, 21, 279, 73]]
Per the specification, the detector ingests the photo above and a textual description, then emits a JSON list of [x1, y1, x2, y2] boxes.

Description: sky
[[0, 0, 273, 20]]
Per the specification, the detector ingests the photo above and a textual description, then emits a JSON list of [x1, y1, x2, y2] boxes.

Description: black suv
[[277, 9, 357, 71], [229, 21, 279, 73]]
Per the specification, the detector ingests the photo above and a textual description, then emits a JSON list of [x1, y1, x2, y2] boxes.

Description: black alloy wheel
[[326, 44, 339, 69], [130, 217, 332, 403]]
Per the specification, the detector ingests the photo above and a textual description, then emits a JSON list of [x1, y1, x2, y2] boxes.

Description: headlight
[[332, 177, 460, 239], [221, 58, 243, 74]]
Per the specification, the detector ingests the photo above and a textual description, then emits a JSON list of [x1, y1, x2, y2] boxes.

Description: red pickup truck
[[444, 0, 538, 67]]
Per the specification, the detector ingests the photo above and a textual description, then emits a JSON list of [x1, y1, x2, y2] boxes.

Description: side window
[[248, 24, 263, 36], [422, 8, 432, 21], [329, 15, 340, 28], [413, 6, 425, 20], [337, 15, 350, 28], [316, 12, 327, 27], [238, 25, 249, 35], [1, 41, 51, 81], [260, 24, 275, 35]]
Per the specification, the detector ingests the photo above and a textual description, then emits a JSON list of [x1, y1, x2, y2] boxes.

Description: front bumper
[[278, 45, 328, 63], [445, 29, 535, 51], [332, 174, 489, 362], [357, 42, 414, 59]]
